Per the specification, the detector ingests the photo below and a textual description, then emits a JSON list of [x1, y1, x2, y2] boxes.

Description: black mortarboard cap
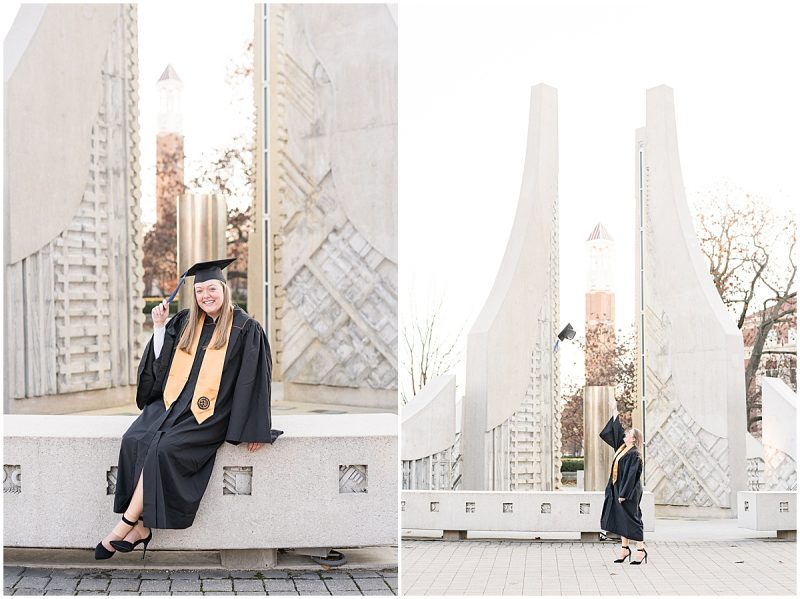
[[165, 258, 235, 303], [557, 323, 576, 342]]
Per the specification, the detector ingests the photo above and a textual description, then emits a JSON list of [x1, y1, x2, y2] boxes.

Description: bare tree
[[401, 295, 464, 405], [143, 145, 186, 295], [561, 325, 638, 453], [581, 324, 637, 413], [186, 39, 255, 300], [694, 187, 797, 433], [560, 383, 584, 456]]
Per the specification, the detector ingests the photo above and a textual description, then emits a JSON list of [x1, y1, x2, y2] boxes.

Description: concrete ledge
[[738, 491, 796, 538], [3, 414, 397, 550], [401, 490, 655, 537]]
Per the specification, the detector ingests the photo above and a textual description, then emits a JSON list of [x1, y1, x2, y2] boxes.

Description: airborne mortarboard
[[165, 258, 236, 303], [553, 322, 576, 353], [557, 323, 576, 342]]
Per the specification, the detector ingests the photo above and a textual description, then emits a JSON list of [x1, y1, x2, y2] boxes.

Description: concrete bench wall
[[4, 414, 397, 551], [737, 491, 796, 539], [401, 490, 655, 538]]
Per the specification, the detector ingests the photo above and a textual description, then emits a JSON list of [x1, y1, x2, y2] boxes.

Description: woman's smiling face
[[195, 280, 224, 318]]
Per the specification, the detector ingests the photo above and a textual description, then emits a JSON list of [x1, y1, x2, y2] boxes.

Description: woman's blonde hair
[[177, 280, 233, 352], [627, 427, 645, 459]]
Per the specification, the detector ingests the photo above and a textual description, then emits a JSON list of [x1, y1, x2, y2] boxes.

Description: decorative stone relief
[[6, 5, 144, 399], [430, 502, 439, 512], [466, 502, 475, 513], [106, 466, 118, 495], [490, 313, 562, 492], [646, 399, 731, 508], [400, 500, 405, 512], [502, 503, 513, 513], [271, 6, 397, 393], [401, 434, 462, 491], [223, 466, 253, 496], [4, 465, 21, 494], [339, 464, 368, 494], [540, 503, 551, 514], [779, 501, 789, 513], [763, 446, 797, 491], [747, 457, 765, 491], [579, 503, 590, 514]]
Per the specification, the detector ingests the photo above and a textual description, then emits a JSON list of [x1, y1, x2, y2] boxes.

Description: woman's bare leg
[[620, 536, 630, 559], [634, 540, 645, 561], [100, 472, 149, 551]]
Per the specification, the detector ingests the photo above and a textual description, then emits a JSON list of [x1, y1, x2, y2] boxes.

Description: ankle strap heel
[[630, 548, 648, 565], [613, 546, 631, 563]]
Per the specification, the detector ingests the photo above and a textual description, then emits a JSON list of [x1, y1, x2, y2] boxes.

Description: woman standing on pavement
[[599, 400, 647, 565], [95, 258, 282, 560]]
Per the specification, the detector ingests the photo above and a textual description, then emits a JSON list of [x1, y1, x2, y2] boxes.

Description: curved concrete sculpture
[[4, 5, 145, 404], [463, 84, 560, 491], [635, 86, 747, 515], [5, 5, 118, 264], [402, 375, 457, 461], [401, 376, 460, 490], [761, 377, 797, 491]]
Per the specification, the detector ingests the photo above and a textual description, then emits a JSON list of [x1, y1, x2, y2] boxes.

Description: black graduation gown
[[113, 306, 282, 529], [599, 415, 644, 541]]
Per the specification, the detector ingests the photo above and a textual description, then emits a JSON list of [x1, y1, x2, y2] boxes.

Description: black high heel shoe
[[630, 547, 648, 565], [110, 522, 153, 560], [95, 514, 138, 560], [613, 546, 631, 563]]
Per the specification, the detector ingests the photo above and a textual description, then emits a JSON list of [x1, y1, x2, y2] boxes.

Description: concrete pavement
[[401, 519, 796, 596]]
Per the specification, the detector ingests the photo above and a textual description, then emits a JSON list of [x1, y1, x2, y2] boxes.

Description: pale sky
[[137, 2, 254, 225], [398, 0, 799, 399]]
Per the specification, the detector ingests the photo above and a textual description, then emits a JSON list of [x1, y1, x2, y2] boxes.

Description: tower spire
[[156, 63, 183, 134]]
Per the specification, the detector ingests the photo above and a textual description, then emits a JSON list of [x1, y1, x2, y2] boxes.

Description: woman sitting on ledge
[[95, 258, 282, 559]]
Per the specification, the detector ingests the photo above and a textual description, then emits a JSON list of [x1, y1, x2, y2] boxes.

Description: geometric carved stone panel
[[4, 465, 21, 494], [270, 4, 397, 399], [763, 446, 797, 491], [339, 465, 368, 494], [492, 325, 562, 493], [646, 405, 731, 508], [106, 466, 118, 495], [283, 223, 397, 391], [223, 466, 253, 496]]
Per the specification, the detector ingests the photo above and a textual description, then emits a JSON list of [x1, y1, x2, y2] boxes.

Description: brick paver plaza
[[3, 567, 397, 596], [402, 520, 796, 596]]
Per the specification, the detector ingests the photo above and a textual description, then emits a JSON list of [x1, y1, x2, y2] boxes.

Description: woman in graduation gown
[[599, 403, 647, 565], [95, 259, 282, 559]]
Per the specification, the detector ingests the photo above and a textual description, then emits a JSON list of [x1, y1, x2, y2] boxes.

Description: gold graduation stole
[[163, 310, 233, 424], [611, 444, 632, 484]]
